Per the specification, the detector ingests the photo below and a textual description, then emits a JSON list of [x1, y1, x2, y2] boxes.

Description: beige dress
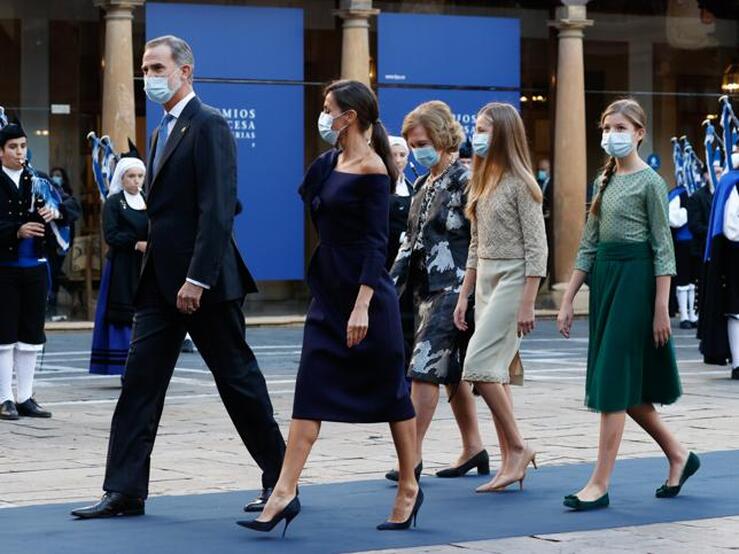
[[462, 174, 548, 384]]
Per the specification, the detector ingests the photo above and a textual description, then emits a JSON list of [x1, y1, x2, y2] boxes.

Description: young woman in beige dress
[[454, 102, 548, 492]]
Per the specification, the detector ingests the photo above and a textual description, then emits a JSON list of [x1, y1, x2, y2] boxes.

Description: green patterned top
[[574, 167, 676, 276]]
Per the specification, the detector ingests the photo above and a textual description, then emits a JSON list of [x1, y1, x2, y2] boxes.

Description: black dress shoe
[[679, 320, 692, 330], [0, 400, 19, 421], [732, 367, 739, 380], [71, 492, 145, 519], [385, 462, 422, 483], [16, 397, 52, 418], [436, 450, 490, 478], [244, 488, 272, 512]]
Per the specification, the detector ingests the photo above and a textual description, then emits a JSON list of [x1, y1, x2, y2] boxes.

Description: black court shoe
[[385, 461, 422, 483], [656, 452, 701, 498], [237, 496, 300, 538], [436, 450, 490, 478], [563, 492, 609, 511], [377, 489, 424, 531]]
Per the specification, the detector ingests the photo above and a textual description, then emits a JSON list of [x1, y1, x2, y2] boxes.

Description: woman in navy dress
[[239, 80, 419, 536]]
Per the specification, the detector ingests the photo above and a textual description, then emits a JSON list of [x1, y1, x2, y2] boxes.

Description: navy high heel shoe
[[377, 489, 424, 531], [236, 496, 301, 537]]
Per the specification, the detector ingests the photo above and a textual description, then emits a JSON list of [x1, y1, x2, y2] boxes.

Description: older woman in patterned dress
[[386, 101, 489, 483]]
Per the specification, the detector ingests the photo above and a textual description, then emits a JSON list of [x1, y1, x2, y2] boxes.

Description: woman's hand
[[517, 300, 535, 337], [347, 304, 369, 348], [653, 305, 671, 348], [557, 299, 574, 338], [135, 241, 147, 253], [453, 296, 469, 331]]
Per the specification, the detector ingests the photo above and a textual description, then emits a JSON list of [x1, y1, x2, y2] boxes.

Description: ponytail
[[590, 156, 617, 216], [371, 120, 399, 185]]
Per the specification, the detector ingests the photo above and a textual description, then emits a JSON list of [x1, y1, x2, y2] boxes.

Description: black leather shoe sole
[[72, 506, 145, 519], [0, 413, 19, 421]]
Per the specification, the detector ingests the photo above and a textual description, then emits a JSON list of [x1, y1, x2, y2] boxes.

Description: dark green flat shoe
[[656, 451, 700, 498], [563, 492, 609, 511]]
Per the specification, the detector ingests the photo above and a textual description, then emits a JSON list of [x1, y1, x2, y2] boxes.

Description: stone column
[[94, 0, 144, 151], [335, 0, 378, 86], [549, 2, 593, 284]]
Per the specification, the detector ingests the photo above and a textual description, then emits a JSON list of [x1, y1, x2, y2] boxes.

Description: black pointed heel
[[656, 451, 700, 498], [435, 449, 490, 478], [377, 489, 424, 531], [385, 461, 422, 483], [236, 496, 300, 537]]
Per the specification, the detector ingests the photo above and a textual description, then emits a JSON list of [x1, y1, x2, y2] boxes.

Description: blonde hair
[[466, 102, 542, 223], [401, 101, 465, 153], [591, 98, 647, 216]]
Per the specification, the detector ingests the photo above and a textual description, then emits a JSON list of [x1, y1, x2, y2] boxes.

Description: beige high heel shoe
[[476, 449, 536, 493]]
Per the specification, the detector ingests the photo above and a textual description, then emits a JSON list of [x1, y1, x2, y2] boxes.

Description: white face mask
[[317, 111, 348, 146], [144, 68, 182, 104], [601, 131, 635, 158]]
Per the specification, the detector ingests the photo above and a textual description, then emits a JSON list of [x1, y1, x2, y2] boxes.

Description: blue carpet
[[2, 450, 738, 554]]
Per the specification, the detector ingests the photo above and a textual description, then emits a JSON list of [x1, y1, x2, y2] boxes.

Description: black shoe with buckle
[[16, 397, 52, 418], [0, 400, 19, 421]]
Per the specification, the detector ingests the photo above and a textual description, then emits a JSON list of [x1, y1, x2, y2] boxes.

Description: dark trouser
[[0, 265, 47, 345], [102, 273, 285, 498]]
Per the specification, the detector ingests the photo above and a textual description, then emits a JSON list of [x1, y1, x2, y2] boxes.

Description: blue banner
[[378, 14, 521, 180], [378, 13, 520, 88], [145, 3, 304, 281]]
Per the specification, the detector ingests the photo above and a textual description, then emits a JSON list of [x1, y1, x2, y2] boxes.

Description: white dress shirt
[[2, 166, 22, 188]]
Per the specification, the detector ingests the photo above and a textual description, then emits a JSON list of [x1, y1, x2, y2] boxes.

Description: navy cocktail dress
[[293, 162, 415, 423]]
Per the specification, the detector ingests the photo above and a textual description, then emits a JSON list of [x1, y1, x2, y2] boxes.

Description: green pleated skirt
[[586, 242, 682, 412]]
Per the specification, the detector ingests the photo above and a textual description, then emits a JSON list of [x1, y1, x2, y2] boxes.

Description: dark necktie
[[153, 113, 175, 171]]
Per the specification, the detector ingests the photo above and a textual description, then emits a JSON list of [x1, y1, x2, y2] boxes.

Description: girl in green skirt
[[557, 98, 700, 511]]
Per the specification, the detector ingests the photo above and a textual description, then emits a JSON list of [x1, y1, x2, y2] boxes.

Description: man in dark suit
[[72, 35, 285, 519]]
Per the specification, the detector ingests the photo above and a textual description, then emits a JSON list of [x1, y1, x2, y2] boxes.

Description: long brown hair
[[466, 102, 542, 223], [324, 80, 398, 183], [590, 98, 647, 216]]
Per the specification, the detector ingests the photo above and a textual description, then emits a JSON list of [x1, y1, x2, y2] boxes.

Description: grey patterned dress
[[390, 160, 472, 385]]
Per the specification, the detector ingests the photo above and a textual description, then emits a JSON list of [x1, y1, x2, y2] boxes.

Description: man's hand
[[37, 206, 59, 223], [135, 241, 147, 253], [17, 222, 45, 239], [177, 281, 204, 315]]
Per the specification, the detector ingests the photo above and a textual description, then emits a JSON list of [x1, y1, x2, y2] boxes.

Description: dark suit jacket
[[687, 185, 713, 259], [142, 96, 257, 305]]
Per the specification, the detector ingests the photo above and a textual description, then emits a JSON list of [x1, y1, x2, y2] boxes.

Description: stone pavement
[[1, 320, 738, 552]]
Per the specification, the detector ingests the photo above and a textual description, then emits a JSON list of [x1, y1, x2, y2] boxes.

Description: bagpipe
[[24, 161, 71, 252], [86, 132, 119, 200], [671, 135, 704, 196], [0, 105, 70, 253]]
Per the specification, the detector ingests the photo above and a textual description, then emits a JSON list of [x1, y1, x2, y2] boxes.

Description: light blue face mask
[[471, 132, 490, 158], [412, 146, 440, 169], [537, 170, 549, 182], [318, 111, 349, 146], [51, 175, 63, 186], [144, 69, 181, 104], [601, 131, 635, 158]]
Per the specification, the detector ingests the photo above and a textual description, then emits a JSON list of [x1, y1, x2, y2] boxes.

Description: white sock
[[729, 317, 739, 369], [687, 284, 698, 323], [676, 286, 689, 322], [14, 346, 39, 404], [0, 346, 13, 403]]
